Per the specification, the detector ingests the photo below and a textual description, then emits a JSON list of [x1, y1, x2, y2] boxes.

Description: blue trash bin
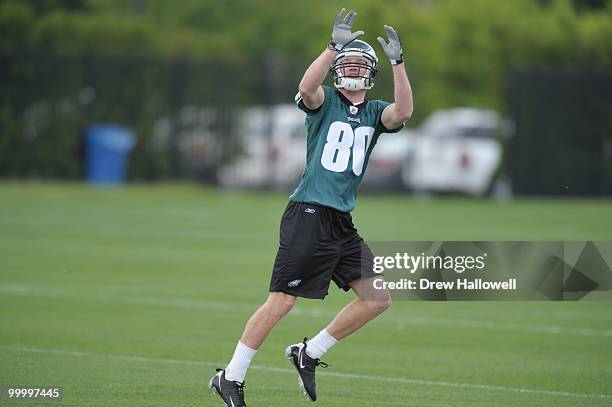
[[85, 125, 135, 185]]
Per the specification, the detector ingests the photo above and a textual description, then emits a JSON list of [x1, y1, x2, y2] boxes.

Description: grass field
[[1, 182, 611, 406]]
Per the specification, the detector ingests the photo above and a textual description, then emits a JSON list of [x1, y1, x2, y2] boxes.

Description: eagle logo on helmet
[[330, 39, 379, 91]]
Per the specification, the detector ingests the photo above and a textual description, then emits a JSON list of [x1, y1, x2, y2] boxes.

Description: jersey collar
[[336, 89, 368, 114]]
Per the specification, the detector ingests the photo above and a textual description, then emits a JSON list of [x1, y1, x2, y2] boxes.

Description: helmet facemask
[[330, 42, 378, 91]]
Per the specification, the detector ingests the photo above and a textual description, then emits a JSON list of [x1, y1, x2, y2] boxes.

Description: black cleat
[[208, 368, 247, 407], [285, 338, 329, 402]]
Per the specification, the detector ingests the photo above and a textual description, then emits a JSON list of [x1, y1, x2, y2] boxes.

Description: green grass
[[0, 182, 611, 406]]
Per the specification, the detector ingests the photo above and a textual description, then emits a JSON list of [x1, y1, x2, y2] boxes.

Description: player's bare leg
[[240, 292, 296, 349], [286, 277, 391, 401], [209, 292, 295, 407], [326, 277, 391, 340]]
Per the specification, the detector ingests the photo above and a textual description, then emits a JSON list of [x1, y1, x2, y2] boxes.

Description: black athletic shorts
[[269, 201, 377, 299]]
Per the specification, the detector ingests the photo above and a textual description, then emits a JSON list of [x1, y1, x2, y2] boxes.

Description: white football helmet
[[330, 39, 378, 91]]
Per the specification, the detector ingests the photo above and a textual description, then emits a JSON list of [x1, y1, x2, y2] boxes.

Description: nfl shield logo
[[349, 105, 358, 115]]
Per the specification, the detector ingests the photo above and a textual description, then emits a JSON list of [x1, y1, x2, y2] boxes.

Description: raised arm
[[298, 50, 337, 110], [378, 25, 414, 129], [298, 8, 364, 110]]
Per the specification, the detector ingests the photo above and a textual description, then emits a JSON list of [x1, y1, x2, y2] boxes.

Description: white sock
[[224, 341, 257, 383], [306, 329, 338, 359]]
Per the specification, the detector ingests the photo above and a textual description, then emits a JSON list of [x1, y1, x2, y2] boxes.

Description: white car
[[218, 105, 307, 189], [361, 130, 417, 191], [220, 106, 512, 197], [402, 108, 512, 196]]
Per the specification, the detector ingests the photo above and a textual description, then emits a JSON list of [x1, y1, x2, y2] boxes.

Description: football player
[[209, 8, 413, 406]]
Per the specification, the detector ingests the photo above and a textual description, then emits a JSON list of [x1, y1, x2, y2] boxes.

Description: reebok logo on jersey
[[305, 208, 316, 214], [347, 116, 361, 123], [288, 279, 302, 288]]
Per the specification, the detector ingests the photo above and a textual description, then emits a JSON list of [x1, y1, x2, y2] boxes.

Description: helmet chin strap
[[339, 78, 366, 91]]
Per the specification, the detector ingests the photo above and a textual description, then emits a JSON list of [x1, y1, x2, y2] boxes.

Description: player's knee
[[266, 292, 296, 317], [367, 294, 391, 316], [378, 295, 392, 313]]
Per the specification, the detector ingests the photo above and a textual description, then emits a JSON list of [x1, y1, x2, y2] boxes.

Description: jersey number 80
[[320, 121, 374, 176]]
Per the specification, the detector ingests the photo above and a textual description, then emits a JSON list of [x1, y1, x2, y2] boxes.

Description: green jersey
[[290, 85, 403, 212]]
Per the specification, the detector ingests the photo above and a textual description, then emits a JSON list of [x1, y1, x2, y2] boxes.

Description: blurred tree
[[0, 0, 88, 14], [1, 0, 610, 180], [572, 0, 608, 11], [0, 0, 34, 53]]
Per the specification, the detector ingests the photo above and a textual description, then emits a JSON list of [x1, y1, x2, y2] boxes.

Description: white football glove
[[328, 8, 364, 52], [377, 25, 404, 65]]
